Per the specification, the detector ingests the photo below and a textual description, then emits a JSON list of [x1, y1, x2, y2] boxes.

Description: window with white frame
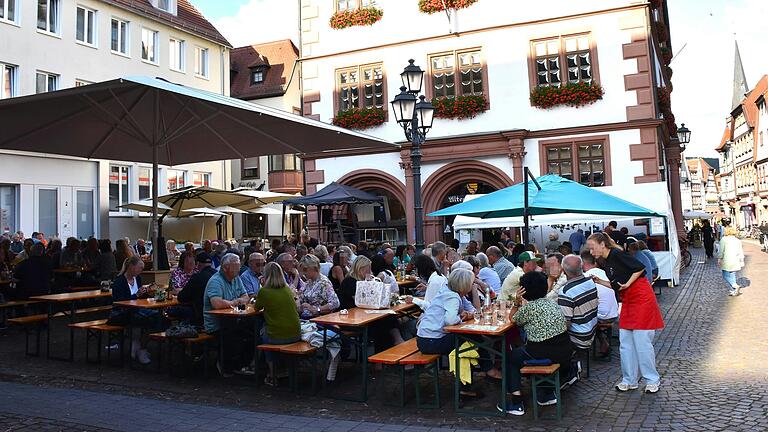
[[111, 18, 129, 55], [192, 172, 210, 187], [1, 63, 18, 99], [169, 38, 185, 71], [167, 169, 186, 190], [0, 0, 18, 24], [109, 165, 130, 212], [153, 0, 176, 15], [36, 71, 58, 94], [37, 0, 60, 34], [76, 6, 96, 46], [138, 167, 152, 200], [241, 158, 259, 179], [141, 28, 158, 63], [194, 47, 209, 78]]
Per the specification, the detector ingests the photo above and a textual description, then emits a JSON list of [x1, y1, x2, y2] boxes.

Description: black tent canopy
[[283, 182, 384, 242]]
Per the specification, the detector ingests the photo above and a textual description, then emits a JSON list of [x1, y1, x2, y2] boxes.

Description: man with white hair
[[204, 253, 252, 377], [240, 252, 266, 297], [431, 241, 449, 275], [410, 260, 478, 314], [558, 254, 599, 387]]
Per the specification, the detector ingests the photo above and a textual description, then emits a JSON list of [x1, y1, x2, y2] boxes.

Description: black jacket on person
[[13, 256, 52, 299], [178, 266, 216, 327], [112, 274, 142, 303]]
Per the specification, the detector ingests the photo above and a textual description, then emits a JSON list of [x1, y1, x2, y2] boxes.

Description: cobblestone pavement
[[0, 243, 766, 431]]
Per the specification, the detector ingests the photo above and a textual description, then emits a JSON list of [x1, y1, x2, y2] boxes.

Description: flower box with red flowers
[[530, 82, 604, 109], [432, 95, 488, 119], [329, 7, 383, 30], [419, 0, 478, 14], [332, 107, 386, 130]]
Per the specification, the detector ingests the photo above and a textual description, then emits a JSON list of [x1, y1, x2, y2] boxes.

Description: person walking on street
[[587, 232, 664, 394], [701, 220, 715, 259], [717, 226, 745, 297]]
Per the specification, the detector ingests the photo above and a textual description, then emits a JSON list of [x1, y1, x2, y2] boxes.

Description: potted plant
[[332, 107, 386, 129], [432, 95, 488, 119], [418, 0, 478, 14], [530, 82, 604, 109], [329, 6, 383, 29]]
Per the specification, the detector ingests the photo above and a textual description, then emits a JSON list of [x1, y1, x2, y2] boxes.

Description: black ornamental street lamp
[[677, 123, 691, 152], [391, 59, 434, 253]]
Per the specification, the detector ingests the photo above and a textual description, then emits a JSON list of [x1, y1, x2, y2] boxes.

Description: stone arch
[[337, 169, 407, 208], [422, 160, 514, 244]]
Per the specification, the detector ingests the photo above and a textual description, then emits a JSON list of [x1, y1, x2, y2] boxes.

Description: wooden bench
[[521, 364, 562, 420], [69, 319, 125, 365], [149, 331, 215, 378], [8, 306, 113, 356], [256, 341, 318, 392], [368, 339, 440, 409]]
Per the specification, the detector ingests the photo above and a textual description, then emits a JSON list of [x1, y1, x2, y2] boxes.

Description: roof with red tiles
[[101, 0, 230, 47], [716, 125, 731, 151], [230, 40, 299, 100]]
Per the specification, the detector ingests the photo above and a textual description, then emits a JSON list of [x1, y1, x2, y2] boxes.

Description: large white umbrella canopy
[[0, 76, 396, 268], [120, 199, 173, 212], [181, 207, 228, 216], [251, 207, 304, 215], [233, 189, 298, 208], [213, 206, 250, 214]]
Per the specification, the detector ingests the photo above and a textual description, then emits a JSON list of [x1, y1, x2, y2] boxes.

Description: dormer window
[[152, 0, 176, 15], [251, 67, 266, 85]]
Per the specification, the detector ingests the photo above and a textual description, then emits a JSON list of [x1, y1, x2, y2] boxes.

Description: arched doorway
[[338, 170, 407, 243], [422, 160, 513, 245]]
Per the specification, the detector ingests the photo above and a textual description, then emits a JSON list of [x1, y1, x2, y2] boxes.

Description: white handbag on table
[[354, 277, 390, 309]]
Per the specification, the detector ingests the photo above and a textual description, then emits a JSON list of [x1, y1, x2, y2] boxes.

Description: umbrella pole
[[151, 144, 159, 271], [281, 204, 286, 240], [523, 168, 530, 245]]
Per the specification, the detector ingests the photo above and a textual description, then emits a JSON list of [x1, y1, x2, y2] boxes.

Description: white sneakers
[[136, 349, 151, 365], [644, 382, 660, 393], [728, 286, 742, 296], [130, 340, 151, 364], [615, 382, 639, 392], [616, 381, 660, 393]]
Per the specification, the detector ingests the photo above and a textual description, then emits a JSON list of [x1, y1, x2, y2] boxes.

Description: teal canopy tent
[[428, 172, 661, 243]]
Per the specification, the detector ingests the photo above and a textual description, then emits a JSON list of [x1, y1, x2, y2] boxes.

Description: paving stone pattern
[[0, 243, 766, 431]]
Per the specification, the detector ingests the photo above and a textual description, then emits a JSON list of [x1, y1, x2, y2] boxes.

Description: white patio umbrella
[[0, 76, 396, 269], [250, 207, 304, 215], [182, 208, 227, 244], [120, 199, 173, 212]]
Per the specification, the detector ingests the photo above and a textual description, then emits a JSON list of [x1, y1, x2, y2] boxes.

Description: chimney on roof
[[732, 39, 749, 111]]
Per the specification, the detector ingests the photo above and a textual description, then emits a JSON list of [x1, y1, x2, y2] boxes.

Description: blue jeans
[[619, 329, 660, 386], [722, 270, 738, 290]]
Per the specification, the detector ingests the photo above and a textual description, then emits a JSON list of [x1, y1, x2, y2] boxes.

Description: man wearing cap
[[499, 251, 542, 302], [177, 252, 217, 327]]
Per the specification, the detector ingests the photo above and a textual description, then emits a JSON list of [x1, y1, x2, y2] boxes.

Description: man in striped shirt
[[558, 254, 599, 350]]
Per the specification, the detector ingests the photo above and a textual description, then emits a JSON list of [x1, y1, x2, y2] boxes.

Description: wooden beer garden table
[[30, 289, 114, 361], [205, 305, 263, 374], [311, 303, 419, 402], [444, 319, 516, 416], [113, 296, 178, 368]]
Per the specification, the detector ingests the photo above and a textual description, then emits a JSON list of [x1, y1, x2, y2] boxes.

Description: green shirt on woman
[[254, 284, 301, 340]]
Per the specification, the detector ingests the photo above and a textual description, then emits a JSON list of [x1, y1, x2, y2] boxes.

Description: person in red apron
[[587, 232, 664, 394]]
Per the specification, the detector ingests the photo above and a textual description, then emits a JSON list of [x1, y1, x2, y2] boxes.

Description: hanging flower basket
[[655, 22, 668, 43], [530, 82, 604, 109], [432, 95, 488, 119], [329, 7, 383, 29], [332, 107, 386, 129], [657, 86, 671, 110], [419, 0, 478, 14], [660, 46, 673, 64]]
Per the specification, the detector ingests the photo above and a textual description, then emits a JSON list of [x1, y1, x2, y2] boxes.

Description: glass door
[[76, 190, 94, 239], [38, 188, 58, 238]]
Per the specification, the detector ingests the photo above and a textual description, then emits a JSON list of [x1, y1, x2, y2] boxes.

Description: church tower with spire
[[731, 40, 749, 111]]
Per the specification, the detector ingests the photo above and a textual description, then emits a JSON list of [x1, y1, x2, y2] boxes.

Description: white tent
[[452, 183, 680, 283]]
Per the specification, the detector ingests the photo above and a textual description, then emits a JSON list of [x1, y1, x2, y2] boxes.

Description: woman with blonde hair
[[587, 232, 663, 394], [339, 255, 404, 352], [253, 262, 301, 385], [717, 226, 744, 296], [109, 255, 163, 365]]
